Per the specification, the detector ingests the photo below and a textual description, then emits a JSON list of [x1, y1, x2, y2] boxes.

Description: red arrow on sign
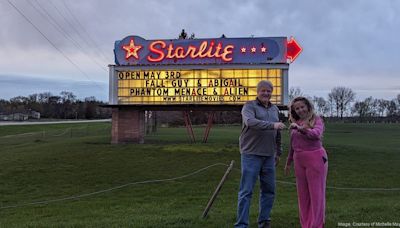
[[287, 37, 302, 63]]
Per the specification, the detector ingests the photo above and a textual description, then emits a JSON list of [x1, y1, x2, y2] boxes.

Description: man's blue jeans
[[235, 154, 276, 228]]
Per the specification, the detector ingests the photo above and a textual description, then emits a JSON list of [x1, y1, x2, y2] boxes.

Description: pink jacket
[[286, 116, 325, 165]]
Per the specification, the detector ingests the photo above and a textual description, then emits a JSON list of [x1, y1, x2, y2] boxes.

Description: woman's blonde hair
[[289, 96, 317, 128]]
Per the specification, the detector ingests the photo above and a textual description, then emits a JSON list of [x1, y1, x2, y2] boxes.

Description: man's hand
[[275, 156, 280, 167], [273, 122, 286, 130]]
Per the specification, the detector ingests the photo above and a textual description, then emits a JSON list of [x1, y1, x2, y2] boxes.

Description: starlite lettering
[[147, 40, 234, 62]]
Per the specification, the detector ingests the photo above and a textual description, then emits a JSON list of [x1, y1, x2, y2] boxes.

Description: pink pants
[[294, 148, 328, 228]]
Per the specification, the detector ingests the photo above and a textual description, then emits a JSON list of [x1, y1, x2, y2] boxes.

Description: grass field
[[0, 122, 399, 227]]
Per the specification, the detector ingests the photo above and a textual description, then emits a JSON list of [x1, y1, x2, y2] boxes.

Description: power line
[[30, 0, 81, 51], [0, 163, 228, 210], [47, 0, 112, 64], [6, 0, 105, 91], [61, 0, 113, 64], [1, 162, 399, 210], [29, 0, 107, 72]]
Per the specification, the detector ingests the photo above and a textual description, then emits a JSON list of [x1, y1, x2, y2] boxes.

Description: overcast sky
[[0, 0, 399, 101]]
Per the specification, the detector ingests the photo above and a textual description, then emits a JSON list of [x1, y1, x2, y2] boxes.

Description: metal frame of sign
[[108, 63, 289, 110]]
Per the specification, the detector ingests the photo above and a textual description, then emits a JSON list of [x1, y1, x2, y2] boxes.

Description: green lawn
[[0, 122, 399, 227]]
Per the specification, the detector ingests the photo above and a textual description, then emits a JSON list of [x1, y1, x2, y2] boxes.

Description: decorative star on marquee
[[261, 47, 267, 53], [122, 38, 142, 60], [240, 45, 268, 54]]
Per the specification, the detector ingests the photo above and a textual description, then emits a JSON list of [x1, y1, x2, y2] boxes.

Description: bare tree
[[9, 96, 30, 114], [178, 29, 187, 39], [84, 96, 97, 119], [397, 94, 400, 111], [60, 91, 77, 118], [352, 97, 374, 117], [178, 29, 195, 40], [387, 100, 398, 116], [327, 95, 334, 117], [289, 87, 304, 101], [328, 87, 356, 119], [0, 99, 10, 113], [312, 96, 329, 116], [38, 92, 52, 104], [376, 99, 390, 117]]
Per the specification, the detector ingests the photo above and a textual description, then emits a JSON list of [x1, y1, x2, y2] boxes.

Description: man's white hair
[[257, 80, 274, 92]]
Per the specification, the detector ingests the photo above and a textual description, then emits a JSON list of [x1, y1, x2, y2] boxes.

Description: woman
[[284, 96, 328, 228]]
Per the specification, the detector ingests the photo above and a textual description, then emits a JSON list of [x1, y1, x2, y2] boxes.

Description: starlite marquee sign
[[110, 35, 301, 106]]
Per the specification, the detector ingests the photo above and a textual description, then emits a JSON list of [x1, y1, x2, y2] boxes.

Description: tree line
[[0, 91, 111, 119], [1, 87, 399, 123], [156, 86, 400, 126], [289, 86, 400, 122]]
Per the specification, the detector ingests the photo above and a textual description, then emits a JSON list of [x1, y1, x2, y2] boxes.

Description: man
[[235, 80, 285, 228]]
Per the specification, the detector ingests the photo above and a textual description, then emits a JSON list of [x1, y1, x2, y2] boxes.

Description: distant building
[[0, 114, 11, 121], [30, 111, 41, 119], [11, 113, 29, 121], [0, 110, 40, 121]]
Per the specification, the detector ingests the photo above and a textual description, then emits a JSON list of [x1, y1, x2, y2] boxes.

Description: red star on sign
[[241, 47, 246, 53], [122, 38, 142, 59], [251, 47, 256, 53]]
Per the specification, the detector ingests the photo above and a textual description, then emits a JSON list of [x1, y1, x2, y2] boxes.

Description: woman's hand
[[290, 123, 306, 132]]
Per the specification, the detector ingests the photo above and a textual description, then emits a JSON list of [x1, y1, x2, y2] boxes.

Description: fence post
[[202, 160, 234, 218]]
